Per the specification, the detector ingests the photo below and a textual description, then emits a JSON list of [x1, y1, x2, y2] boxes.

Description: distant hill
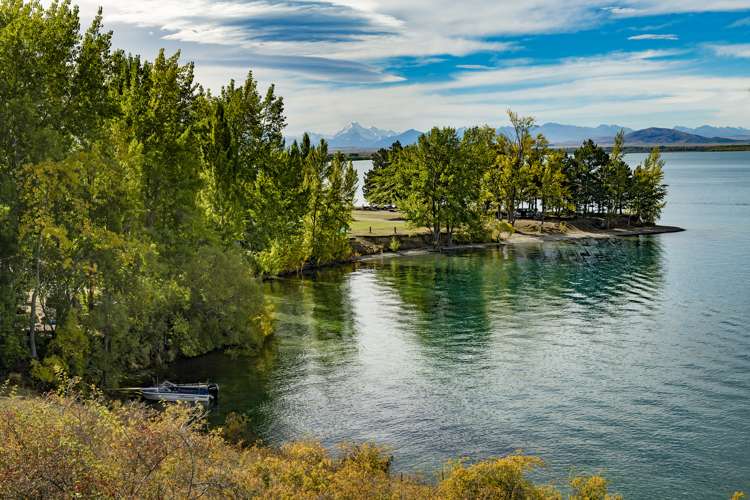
[[674, 125, 750, 141], [374, 129, 423, 148], [532, 123, 632, 143], [624, 127, 740, 145], [289, 122, 749, 150], [470, 123, 631, 144]]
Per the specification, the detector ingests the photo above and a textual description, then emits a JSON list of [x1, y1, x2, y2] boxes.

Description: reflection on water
[[169, 152, 750, 498], [170, 236, 749, 498]]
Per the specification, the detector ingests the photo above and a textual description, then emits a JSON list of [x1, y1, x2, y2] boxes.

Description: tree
[[632, 148, 667, 225], [504, 110, 536, 225], [314, 152, 357, 263], [363, 141, 403, 207], [0, 0, 115, 368], [396, 128, 463, 247], [538, 150, 570, 230], [601, 130, 632, 227], [570, 139, 609, 216]]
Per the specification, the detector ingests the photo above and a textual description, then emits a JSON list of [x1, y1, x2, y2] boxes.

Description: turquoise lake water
[[171, 152, 750, 498]]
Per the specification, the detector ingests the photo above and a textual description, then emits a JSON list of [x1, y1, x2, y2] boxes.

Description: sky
[[69, 0, 750, 134]]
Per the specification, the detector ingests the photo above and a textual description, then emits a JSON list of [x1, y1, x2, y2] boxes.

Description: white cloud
[[456, 64, 494, 70], [54, 1, 750, 132], [628, 34, 679, 40], [707, 43, 750, 58], [70, 0, 750, 62], [274, 51, 750, 134]]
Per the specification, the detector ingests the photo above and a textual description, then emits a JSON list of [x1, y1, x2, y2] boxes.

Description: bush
[[222, 411, 258, 446], [389, 236, 401, 252], [489, 219, 515, 241], [0, 382, 627, 499]]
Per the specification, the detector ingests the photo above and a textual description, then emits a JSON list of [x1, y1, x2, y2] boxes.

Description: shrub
[[489, 220, 516, 241], [0, 382, 626, 499], [389, 236, 401, 252]]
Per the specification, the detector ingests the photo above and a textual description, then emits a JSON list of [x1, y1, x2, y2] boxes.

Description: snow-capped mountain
[[286, 122, 400, 149], [330, 122, 397, 148], [288, 122, 750, 150]]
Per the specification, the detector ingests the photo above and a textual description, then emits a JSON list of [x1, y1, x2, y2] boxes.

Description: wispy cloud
[[728, 16, 750, 27], [707, 43, 750, 58], [63, 0, 750, 132], [628, 34, 679, 40], [456, 64, 494, 70], [267, 50, 750, 134], [78, 0, 750, 62]]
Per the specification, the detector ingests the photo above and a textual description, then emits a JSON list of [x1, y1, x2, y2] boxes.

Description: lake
[[169, 152, 750, 498]]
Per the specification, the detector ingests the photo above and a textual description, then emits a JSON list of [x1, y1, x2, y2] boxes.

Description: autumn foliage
[[0, 381, 628, 499]]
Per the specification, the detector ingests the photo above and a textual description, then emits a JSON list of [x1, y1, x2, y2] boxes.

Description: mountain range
[[287, 122, 750, 150], [623, 128, 741, 145], [288, 122, 423, 150]]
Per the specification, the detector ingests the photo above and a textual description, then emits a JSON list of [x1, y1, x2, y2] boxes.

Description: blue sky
[[70, 1, 750, 134]]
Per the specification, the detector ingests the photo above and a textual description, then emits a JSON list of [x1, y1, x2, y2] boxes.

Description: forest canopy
[[0, 0, 356, 385], [364, 115, 667, 245]]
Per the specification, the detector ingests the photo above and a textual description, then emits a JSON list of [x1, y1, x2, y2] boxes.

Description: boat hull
[[141, 391, 212, 403]]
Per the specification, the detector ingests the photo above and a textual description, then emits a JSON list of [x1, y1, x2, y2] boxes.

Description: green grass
[[349, 210, 427, 237]]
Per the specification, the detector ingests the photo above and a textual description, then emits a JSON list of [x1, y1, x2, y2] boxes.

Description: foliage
[[365, 111, 669, 245], [489, 220, 516, 242], [222, 411, 258, 446], [0, 1, 359, 383], [570, 474, 622, 500], [363, 141, 402, 206], [389, 236, 401, 252], [631, 148, 667, 225], [0, 386, 623, 499], [391, 127, 484, 247]]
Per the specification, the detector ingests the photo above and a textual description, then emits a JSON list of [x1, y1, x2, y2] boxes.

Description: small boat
[[140, 381, 219, 403]]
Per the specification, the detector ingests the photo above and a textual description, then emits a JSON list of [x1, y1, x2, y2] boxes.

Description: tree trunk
[[540, 200, 545, 233], [27, 233, 42, 359]]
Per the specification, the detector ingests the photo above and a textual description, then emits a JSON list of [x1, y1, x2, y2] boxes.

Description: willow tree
[[0, 1, 115, 366]]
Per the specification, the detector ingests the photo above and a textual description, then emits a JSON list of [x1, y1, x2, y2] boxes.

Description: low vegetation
[[0, 380, 626, 499]]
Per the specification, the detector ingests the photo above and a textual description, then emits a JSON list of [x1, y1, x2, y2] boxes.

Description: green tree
[[503, 110, 536, 225], [396, 128, 463, 246], [538, 150, 570, 230], [570, 139, 609, 216], [363, 141, 403, 207], [305, 150, 357, 264], [632, 148, 667, 225], [0, 0, 115, 367]]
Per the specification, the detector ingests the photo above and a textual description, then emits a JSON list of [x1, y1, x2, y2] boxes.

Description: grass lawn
[[349, 209, 428, 237]]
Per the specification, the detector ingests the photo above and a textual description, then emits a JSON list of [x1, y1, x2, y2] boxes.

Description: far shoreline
[[275, 220, 684, 276], [354, 222, 684, 263]]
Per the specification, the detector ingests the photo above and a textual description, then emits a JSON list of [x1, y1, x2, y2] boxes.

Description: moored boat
[[140, 381, 219, 403]]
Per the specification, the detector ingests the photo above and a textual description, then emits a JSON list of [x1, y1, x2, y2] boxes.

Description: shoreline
[[275, 222, 684, 276], [354, 223, 684, 263]]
